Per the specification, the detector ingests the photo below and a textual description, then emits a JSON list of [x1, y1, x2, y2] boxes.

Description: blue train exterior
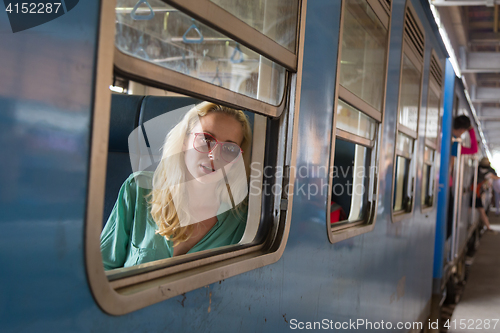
[[0, 0, 484, 332]]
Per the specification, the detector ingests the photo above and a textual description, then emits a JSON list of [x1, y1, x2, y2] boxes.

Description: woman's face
[[184, 112, 244, 183]]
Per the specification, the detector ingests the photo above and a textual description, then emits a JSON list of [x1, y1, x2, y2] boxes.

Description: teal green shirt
[[100, 172, 247, 270]]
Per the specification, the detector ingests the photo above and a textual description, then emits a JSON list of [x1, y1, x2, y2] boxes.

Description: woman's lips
[[200, 164, 215, 174]]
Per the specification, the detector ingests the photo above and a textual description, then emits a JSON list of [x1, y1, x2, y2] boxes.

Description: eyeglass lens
[[193, 133, 241, 162]]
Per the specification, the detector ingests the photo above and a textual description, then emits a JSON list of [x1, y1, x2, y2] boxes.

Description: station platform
[[449, 214, 500, 333]]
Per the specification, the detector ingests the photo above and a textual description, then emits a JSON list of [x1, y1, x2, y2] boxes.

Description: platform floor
[[449, 214, 500, 333]]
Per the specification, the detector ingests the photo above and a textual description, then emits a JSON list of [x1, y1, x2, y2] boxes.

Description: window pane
[[396, 132, 414, 155], [336, 100, 377, 140], [398, 54, 421, 132], [394, 155, 411, 212], [426, 87, 440, 143], [115, 0, 286, 105], [210, 0, 299, 52], [331, 138, 372, 223], [101, 83, 262, 274], [339, 0, 388, 112], [422, 163, 433, 207], [424, 146, 433, 164]]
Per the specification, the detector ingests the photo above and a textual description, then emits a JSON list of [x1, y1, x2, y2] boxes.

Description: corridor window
[[327, 0, 390, 241], [421, 51, 443, 210], [392, 2, 424, 221], [331, 138, 373, 225], [422, 147, 435, 207]]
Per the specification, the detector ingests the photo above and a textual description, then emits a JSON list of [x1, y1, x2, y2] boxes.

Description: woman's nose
[[209, 144, 221, 160]]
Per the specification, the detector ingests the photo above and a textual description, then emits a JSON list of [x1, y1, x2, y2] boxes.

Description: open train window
[[421, 50, 443, 211], [327, 0, 390, 242], [86, 0, 305, 315], [391, 1, 424, 222]]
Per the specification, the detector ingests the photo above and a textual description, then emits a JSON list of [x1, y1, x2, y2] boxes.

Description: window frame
[[85, 0, 306, 315], [164, 0, 300, 69], [391, 1, 425, 223], [421, 146, 436, 210], [328, 131, 378, 234], [113, 0, 304, 118], [421, 50, 443, 212], [114, 50, 289, 118], [326, 0, 392, 243]]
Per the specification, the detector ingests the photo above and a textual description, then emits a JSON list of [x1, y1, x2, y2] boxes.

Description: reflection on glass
[[424, 146, 433, 163], [398, 54, 421, 132], [396, 132, 414, 155], [426, 88, 440, 143], [331, 138, 372, 224], [101, 98, 254, 271], [210, 0, 299, 52], [339, 0, 388, 112], [115, 0, 286, 105], [394, 155, 411, 212], [336, 100, 377, 140]]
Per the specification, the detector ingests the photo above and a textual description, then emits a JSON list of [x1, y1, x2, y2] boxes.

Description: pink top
[[461, 128, 478, 155], [450, 128, 478, 187]]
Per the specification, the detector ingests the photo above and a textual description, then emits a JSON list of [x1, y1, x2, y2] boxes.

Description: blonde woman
[[100, 102, 252, 270]]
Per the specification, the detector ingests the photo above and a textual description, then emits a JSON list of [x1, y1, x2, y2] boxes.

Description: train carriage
[[0, 0, 489, 332]]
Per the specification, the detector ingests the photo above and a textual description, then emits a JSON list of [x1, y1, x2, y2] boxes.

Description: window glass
[[424, 146, 433, 163], [331, 138, 372, 224], [339, 0, 388, 112], [421, 149, 434, 208], [396, 132, 414, 154], [115, 0, 286, 105], [336, 100, 377, 140], [210, 0, 299, 52], [422, 164, 431, 205], [398, 54, 421, 132], [101, 83, 262, 274], [394, 155, 412, 212], [426, 87, 439, 143]]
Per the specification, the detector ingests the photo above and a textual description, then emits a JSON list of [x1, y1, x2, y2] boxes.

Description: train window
[[338, 0, 390, 114], [86, 0, 306, 315], [331, 138, 373, 225], [425, 87, 440, 144], [391, 2, 424, 222], [394, 155, 412, 212], [115, 0, 285, 106], [421, 51, 443, 210], [398, 55, 420, 132], [100, 83, 267, 274], [336, 100, 377, 140], [328, 101, 378, 241], [422, 146, 435, 207], [209, 0, 299, 52], [327, 0, 390, 241]]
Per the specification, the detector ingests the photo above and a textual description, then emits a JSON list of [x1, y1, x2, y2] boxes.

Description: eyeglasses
[[191, 132, 243, 163]]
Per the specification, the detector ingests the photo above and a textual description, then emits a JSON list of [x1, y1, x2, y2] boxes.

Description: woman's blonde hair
[[149, 102, 252, 245]]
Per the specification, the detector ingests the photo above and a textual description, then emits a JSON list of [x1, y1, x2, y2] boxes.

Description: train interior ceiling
[[435, 0, 500, 158], [3, 0, 500, 332]]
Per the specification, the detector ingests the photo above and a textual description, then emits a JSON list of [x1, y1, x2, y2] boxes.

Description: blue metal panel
[[0, 0, 459, 331], [433, 60, 455, 282], [0, 2, 100, 331]]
